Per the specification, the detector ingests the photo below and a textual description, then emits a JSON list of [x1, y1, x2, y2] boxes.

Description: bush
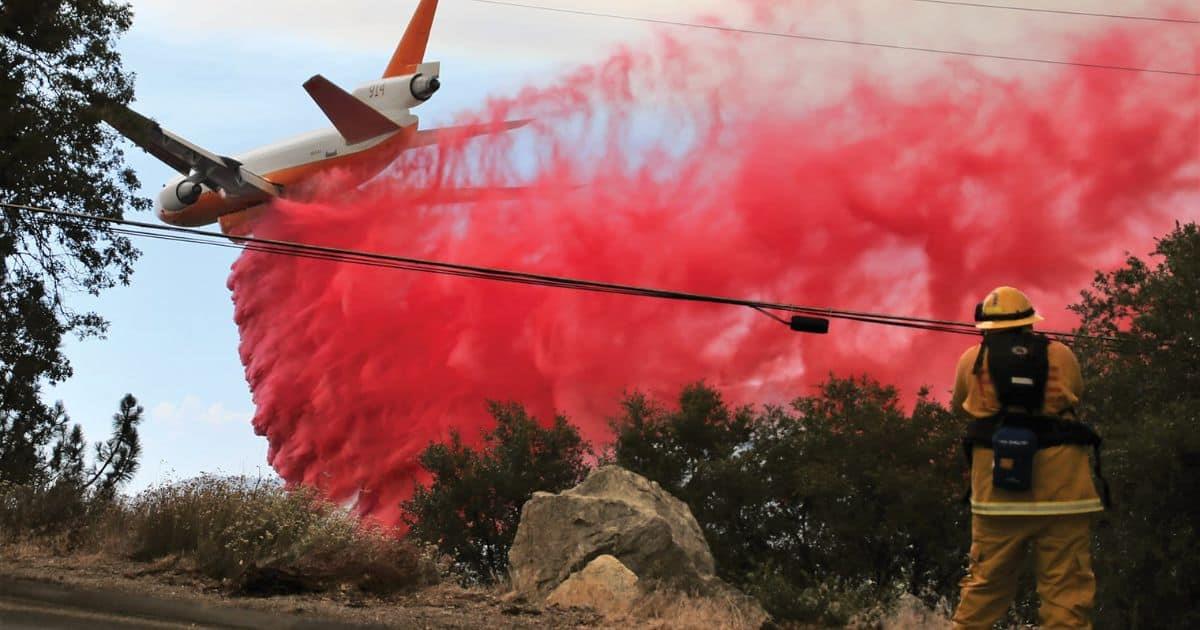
[[611, 379, 966, 623], [0, 394, 144, 546], [1070, 222, 1200, 629], [3, 474, 438, 596], [120, 475, 437, 595], [403, 401, 591, 582], [0, 480, 95, 543]]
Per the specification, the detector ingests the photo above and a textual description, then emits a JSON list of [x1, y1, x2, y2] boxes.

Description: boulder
[[509, 465, 716, 598], [546, 555, 640, 615]]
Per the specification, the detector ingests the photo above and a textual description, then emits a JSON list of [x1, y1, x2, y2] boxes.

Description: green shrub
[[403, 402, 591, 583], [611, 379, 966, 623], [1071, 223, 1200, 629]]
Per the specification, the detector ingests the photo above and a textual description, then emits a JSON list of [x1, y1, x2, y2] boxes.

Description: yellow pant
[[953, 514, 1095, 629]]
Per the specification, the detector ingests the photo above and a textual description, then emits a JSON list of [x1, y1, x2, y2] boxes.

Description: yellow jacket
[[952, 339, 1104, 516]]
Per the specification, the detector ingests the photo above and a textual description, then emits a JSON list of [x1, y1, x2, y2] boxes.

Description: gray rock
[[509, 465, 716, 598]]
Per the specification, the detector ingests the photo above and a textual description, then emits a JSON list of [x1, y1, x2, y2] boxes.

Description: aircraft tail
[[303, 75, 401, 144], [384, 0, 439, 78]]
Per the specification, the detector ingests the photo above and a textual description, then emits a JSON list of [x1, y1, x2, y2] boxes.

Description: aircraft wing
[[99, 103, 280, 199]]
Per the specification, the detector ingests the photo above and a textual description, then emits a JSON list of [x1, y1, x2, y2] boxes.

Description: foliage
[[611, 379, 966, 623], [0, 394, 142, 537], [86, 393, 142, 499], [121, 475, 438, 594], [403, 402, 591, 582], [601, 222, 1197, 625], [0, 478, 104, 543], [3, 474, 439, 595], [1069, 222, 1200, 630], [1, 0, 146, 490], [0, 400, 72, 486]]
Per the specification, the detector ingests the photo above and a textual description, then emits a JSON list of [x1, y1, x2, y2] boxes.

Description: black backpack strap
[[960, 417, 998, 504], [1041, 419, 1113, 509], [972, 339, 988, 376], [1091, 436, 1112, 509], [960, 438, 974, 504]]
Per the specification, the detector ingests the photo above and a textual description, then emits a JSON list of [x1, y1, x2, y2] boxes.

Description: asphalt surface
[[0, 578, 379, 629]]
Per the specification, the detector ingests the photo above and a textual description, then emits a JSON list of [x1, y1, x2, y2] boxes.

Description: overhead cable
[[910, 0, 1200, 25], [6, 201, 1132, 347], [465, 0, 1198, 77]]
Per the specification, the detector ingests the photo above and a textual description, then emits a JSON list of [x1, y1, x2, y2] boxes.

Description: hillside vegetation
[[3, 223, 1196, 628], [406, 222, 1200, 628]]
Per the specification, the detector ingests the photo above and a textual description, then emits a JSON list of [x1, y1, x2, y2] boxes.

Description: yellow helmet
[[974, 286, 1045, 330]]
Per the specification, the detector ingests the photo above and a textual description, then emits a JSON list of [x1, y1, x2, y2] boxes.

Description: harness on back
[[961, 331, 1111, 507]]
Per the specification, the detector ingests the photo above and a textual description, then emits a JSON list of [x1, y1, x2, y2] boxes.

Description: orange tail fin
[[384, 0, 439, 78]]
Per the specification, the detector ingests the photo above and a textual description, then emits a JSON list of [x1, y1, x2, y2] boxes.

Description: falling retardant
[[228, 2, 1198, 525]]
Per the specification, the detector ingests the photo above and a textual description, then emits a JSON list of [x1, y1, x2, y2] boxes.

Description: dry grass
[[1, 475, 439, 596], [848, 593, 953, 630], [0, 481, 103, 544], [615, 584, 953, 629], [622, 586, 770, 630]]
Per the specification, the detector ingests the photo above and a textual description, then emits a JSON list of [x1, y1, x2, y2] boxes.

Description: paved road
[[0, 578, 380, 629]]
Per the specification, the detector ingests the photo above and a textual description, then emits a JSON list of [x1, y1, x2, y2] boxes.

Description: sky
[[43, 0, 1197, 492]]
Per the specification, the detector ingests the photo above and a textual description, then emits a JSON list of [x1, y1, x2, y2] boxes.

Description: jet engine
[[159, 179, 202, 212], [410, 73, 441, 101], [352, 62, 441, 115]]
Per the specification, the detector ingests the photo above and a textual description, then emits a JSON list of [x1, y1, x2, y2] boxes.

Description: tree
[[403, 402, 591, 582], [1069, 222, 1200, 629], [611, 379, 965, 623], [48, 417, 86, 486], [85, 393, 142, 499], [0, 394, 142, 536], [611, 383, 756, 498], [1, 1, 146, 485], [0, 398, 71, 485]]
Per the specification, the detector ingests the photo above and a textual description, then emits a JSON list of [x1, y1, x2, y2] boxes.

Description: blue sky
[[43, 0, 1191, 492]]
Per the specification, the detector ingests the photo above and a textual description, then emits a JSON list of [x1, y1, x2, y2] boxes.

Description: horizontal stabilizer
[[303, 75, 401, 145], [411, 119, 532, 148]]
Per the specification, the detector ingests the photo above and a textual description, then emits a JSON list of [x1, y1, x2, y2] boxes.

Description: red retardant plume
[[228, 3, 1198, 526]]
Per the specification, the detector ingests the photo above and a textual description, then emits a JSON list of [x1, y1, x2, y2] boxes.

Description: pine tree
[[48, 413, 86, 486], [85, 394, 142, 499]]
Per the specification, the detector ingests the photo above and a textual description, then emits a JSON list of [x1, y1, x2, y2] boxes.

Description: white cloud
[[152, 396, 253, 427]]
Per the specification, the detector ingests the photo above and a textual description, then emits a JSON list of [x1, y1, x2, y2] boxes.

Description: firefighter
[[951, 286, 1108, 629]]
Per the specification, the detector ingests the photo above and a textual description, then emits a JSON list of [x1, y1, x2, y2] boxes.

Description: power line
[[6, 201, 1128, 347], [466, 0, 1199, 77], [910, 0, 1200, 25]]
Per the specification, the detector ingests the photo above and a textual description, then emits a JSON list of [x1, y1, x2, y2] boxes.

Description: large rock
[[546, 555, 640, 615], [509, 465, 716, 598]]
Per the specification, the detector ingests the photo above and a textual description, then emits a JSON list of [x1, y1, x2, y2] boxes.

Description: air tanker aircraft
[[104, 0, 519, 235]]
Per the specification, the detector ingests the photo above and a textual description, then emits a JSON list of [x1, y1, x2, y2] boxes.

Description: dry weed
[[624, 586, 770, 630], [4, 475, 439, 596], [848, 593, 953, 630]]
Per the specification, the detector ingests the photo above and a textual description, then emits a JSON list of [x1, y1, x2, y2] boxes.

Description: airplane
[[102, 0, 524, 236]]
